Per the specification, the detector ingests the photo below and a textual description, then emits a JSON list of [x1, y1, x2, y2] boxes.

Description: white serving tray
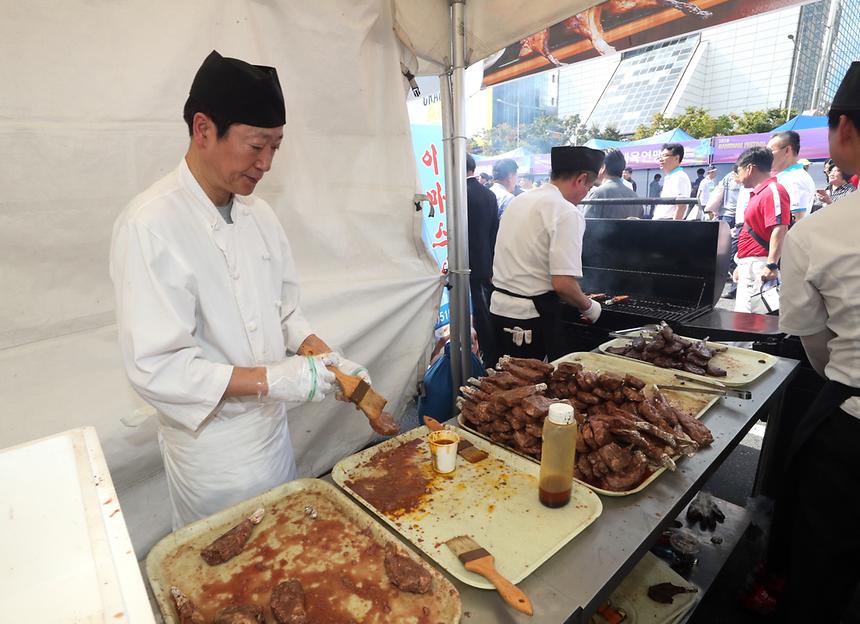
[[333, 425, 603, 589], [598, 331, 777, 387]]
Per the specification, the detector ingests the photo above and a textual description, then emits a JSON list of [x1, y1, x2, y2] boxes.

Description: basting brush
[[445, 535, 533, 615]]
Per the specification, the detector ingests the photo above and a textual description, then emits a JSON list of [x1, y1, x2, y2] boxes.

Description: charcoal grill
[[561, 219, 744, 349]]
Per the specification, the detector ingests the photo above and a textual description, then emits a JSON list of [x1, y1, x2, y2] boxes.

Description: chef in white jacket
[[110, 51, 369, 528]]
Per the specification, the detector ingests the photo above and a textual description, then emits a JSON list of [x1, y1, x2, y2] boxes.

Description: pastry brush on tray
[[445, 535, 534, 615]]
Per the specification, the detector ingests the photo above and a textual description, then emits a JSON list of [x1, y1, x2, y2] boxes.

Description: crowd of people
[[474, 129, 857, 316]]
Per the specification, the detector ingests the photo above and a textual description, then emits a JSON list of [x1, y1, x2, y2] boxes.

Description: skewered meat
[[603, 451, 649, 491], [674, 408, 714, 446], [624, 374, 646, 390], [458, 358, 713, 492], [271, 580, 309, 624], [170, 587, 206, 624], [497, 359, 550, 384], [384, 544, 432, 594], [610, 323, 728, 377], [500, 356, 555, 375], [597, 372, 624, 391], [478, 371, 523, 390], [213, 605, 264, 624], [521, 394, 555, 418], [495, 383, 548, 407], [514, 430, 540, 451], [201, 508, 264, 565]]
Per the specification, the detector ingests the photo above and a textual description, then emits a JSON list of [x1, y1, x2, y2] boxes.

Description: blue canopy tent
[[584, 127, 697, 149], [771, 115, 828, 132]]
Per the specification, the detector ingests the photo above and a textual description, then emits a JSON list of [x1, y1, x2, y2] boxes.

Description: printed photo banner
[[484, 0, 812, 87]]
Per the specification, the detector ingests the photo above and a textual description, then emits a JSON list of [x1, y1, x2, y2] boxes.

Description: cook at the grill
[[489, 146, 604, 364], [110, 51, 369, 528]]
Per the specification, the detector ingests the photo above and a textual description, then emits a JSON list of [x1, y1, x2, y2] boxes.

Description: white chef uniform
[[110, 159, 313, 528], [654, 167, 692, 220], [779, 192, 860, 418], [490, 183, 585, 320]]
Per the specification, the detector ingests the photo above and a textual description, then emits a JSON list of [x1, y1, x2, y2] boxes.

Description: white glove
[[339, 356, 371, 385], [266, 353, 340, 403], [581, 300, 602, 324], [335, 355, 371, 403]]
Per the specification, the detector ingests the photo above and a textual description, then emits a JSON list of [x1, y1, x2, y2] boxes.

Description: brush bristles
[[356, 385, 388, 415], [445, 535, 485, 559]]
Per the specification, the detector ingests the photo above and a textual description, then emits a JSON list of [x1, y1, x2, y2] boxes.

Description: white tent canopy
[[0, 0, 598, 557]]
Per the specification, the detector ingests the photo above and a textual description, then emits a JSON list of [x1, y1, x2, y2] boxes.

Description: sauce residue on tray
[[345, 438, 434, 515], [160, 490, 456, 624]]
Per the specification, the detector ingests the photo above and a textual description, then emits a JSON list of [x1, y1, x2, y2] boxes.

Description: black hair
[[696, 168, 705, 175], [603, 149, 627, 177], [492, 158, 519, 181], [623, 166, 633, 174], [828, 109, 860, 134], [662, 143, 684, 161], [771, 130, 801, 155], [183, 96, 234, 138], [466, 153, 476, 173], [736, 146, 774, 173], [653, 173, 662, 180]]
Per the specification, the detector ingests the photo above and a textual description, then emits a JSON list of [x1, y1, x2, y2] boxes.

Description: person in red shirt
[[850, 173, 859, 188], [732, 146, 791, 314]]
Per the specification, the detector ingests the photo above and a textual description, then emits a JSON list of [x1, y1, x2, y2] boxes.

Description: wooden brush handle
[[464, 556, 534, 616]]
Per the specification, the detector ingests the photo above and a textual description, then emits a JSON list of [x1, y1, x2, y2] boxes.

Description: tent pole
[[449, 0, 472, 399], [439, 68, 465, 403]]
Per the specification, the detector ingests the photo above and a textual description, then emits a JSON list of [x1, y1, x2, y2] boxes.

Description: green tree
[[470, 123, 519, 155], [600, 125, 624, 141], [730, 108, 795, 134]]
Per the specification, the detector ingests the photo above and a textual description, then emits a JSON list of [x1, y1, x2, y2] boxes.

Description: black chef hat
[[551, 146, 605, 176], [188, 50, 285, 128], [831, 61, 860, 111]]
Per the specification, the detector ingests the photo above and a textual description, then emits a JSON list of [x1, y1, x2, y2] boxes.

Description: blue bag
[[417, 342, 485, 422]]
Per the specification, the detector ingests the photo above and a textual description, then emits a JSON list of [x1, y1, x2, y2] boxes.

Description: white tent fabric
[[0, 0, 441, 554], [393, 0, 594, 72]]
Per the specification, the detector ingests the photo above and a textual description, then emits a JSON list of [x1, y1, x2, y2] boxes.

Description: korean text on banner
[[412, 124, 449, 331]]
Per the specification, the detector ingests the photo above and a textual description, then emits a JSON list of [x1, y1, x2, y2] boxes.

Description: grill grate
[[603, 297, 699, 322]]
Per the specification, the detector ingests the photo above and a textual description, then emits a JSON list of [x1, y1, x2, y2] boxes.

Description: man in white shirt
[[759, 62, 860, 623], [110, 51, 369, 528], [654, 143, 692, 220], [490, 158, 518, 217], [693, 165, 717, 219], [490, 146, 604, 364], [767, 130, 817, 222], [621, 167, 637, 192]]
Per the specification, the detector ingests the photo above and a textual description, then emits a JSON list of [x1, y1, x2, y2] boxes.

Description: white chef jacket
[[109, 159, 314, 527], [777, 164, 817, 219], [654, 168, 692, 220], [779, 193, 860, 418], [490, 183, 585, 319]]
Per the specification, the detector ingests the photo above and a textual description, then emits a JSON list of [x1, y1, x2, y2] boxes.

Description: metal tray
[[459, 352, 719, 497], [145, 478, 461, 624], [332, 426, 602, 589], [598, 331, 777, 387]]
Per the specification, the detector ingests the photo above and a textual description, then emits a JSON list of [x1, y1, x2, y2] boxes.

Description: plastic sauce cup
[[428, 430, 460, 474]]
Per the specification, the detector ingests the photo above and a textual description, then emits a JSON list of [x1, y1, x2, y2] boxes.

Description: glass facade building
[[492, 72, 558, 128], [586, 35, 699, 135]]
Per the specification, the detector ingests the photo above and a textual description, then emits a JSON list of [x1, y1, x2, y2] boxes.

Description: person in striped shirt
[[732, 147, 791, 314]]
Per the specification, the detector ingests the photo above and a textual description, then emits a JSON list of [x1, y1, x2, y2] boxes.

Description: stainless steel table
[[437, 356, 799, 623]]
